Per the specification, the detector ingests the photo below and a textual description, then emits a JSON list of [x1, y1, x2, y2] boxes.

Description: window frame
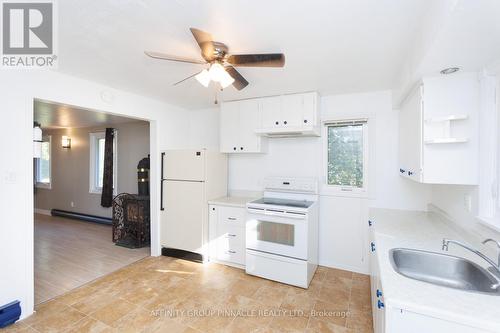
[[89, 131, 118, 195], [478, 75, 500, 231], [36, 135, 52, 189], [322, 119, 369, 197]]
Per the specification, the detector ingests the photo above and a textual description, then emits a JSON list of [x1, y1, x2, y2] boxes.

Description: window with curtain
[[36, 135, 51, 189], [325, 120, 368, 193], [89, 131, 117, 194]]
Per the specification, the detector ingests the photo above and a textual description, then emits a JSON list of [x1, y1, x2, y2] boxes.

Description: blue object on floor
[[0, 300, 21, 328]]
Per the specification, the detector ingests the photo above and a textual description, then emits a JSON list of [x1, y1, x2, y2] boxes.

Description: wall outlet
[[70, 201, 75, 208], [464, 194, 472, 213]]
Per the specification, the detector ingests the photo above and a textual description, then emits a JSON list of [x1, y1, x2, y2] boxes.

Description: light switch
[[4, 171, 17, 184]]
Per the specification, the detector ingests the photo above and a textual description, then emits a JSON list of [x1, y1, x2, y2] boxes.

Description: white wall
[[0, 70, 190, 319], [35, 121, 150, 217], [188, 90, 432, 273]]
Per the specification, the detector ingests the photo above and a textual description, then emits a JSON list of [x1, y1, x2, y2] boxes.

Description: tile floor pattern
[[2, 257, 373, 333]]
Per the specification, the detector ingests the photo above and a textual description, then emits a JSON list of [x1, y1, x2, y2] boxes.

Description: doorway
[[33, 99, 152, 304]]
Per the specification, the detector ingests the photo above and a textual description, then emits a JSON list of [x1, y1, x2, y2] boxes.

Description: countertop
[[370, 208, 500, 332], [208, 196, 257, 208]]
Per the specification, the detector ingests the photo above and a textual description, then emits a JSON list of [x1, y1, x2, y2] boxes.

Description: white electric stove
[[245, 177, 319, 288]]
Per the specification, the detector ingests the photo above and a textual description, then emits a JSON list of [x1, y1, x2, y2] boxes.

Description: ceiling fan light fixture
[[208, 63, 226, 82], [219, 72, 235, 89], [195, 69, 211, 87]]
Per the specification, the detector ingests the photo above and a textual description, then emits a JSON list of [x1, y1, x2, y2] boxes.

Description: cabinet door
[[220, 101, 240, 153], [238, 99, 262, 152], [399, 86, 423, 181], [261, 96, 282, 128], [282, 94, 304, 127], [302, 92, 317, 126]]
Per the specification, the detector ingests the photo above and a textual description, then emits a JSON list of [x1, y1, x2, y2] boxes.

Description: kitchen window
[[36, 135, 51, 189], [89, 131, 117, 194], [324, 120, 368, 194]]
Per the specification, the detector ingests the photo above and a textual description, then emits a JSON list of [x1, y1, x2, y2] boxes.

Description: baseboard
[[34, 208, 51, 216], [318, 259, 370, 275], [161, 247, 204, 263], [51, 209, 112, 225]]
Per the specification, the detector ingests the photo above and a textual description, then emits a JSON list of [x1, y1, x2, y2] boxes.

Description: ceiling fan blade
[[173, 71, 202, 86], [226, 53, 285, 67], [144, 51, 206, 64], [190, 28, 216, 61], [225, 66, 249, 90]]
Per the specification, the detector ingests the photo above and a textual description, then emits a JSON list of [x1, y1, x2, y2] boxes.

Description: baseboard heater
[[162, 247, 204, 263], [51, 209, 112, 225]]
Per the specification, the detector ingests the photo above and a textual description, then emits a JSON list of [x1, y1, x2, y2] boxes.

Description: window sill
[[36, 183, 51, 190], [89, 188, 118, 195], [477, 215, 500, 233], [319, 184, 368, 198]]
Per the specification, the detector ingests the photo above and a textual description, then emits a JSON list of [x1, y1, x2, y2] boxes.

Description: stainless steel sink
[[389, 248, 500, 295]]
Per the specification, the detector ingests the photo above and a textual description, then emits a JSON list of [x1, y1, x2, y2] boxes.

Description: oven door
[[246, 208, 308, 260]]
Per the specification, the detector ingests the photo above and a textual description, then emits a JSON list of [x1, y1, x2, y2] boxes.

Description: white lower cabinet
[[209, 204, 246, 267], [386, 308, 489, 333], [368, 218, 492, 333]]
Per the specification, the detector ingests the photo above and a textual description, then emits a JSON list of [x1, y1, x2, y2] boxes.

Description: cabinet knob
[[275, 121, 279, 125], [240, 147, 243, 150], [284, 121, 288, 125], [212, 207, 215, 211], [304, 119, 308, 123], [377, 300, 385, 309], [399, 168, 406, 174], [368, 220, 373, 227], [371, 242, 376, 252], [233, 147, 236, 151], [408, 171, 413, 176], [376, 289, 383, 297]]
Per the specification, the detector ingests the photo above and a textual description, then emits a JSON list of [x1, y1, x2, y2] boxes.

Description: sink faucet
[[442, 238, 500, 279], [483, 238, 500, 268]]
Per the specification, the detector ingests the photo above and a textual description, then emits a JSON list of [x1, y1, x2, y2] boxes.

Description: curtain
[[101, 128, 114, 207]]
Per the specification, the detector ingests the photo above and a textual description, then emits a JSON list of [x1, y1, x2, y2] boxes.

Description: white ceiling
[[34, 100, 145, 129], [56, 0, 434, 109]]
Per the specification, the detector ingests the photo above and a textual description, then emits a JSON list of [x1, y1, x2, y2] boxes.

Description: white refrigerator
[[160, 149, 227, 260]]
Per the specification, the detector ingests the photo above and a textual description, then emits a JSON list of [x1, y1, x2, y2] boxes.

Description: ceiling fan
[[145, 28, 285, 91]]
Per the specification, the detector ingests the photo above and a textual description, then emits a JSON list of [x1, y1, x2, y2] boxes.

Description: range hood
[[254, 126, 321, 138]]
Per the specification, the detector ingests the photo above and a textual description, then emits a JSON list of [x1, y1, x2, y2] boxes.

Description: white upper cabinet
[[398, 72, 479, 185], [219, 91, 320, 153], [256, 92, 320, 137], [220, 99, 267, 153], [261, 96, 283, 129]]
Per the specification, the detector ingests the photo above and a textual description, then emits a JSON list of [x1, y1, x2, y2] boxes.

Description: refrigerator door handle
[[160, 152, 165, 211]]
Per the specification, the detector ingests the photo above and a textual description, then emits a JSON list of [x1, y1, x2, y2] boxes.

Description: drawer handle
[[227, 234, 237, 237], [227, 217, 237, 221], [226, 250, 236, 254]]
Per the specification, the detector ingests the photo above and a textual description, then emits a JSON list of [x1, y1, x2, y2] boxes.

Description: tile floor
[[2, 256, 373, 333]]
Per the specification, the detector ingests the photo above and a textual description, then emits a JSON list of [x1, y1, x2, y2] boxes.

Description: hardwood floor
[[34, 214, 149, 304], [9, 256, 373, 332]]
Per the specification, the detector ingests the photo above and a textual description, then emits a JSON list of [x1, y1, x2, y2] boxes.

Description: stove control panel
[[263, 177, 318, 194]]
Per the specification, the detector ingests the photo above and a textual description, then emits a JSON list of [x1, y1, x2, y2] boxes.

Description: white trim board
[[34, 208, 51, 216]]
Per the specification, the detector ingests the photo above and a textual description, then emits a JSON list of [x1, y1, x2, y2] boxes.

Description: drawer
[[216, 228, 245, 265], [216, 245, 245, 265], [218, 206, 246, 228]]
